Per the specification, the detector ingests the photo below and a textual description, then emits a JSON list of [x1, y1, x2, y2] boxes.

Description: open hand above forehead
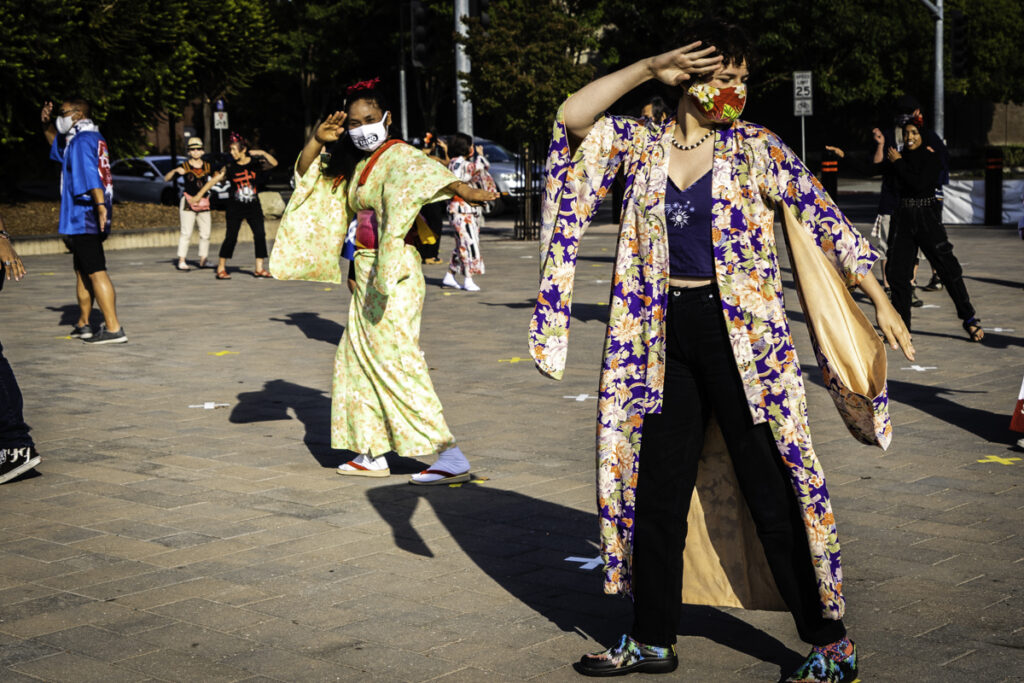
[[647, 42, 723, 86]]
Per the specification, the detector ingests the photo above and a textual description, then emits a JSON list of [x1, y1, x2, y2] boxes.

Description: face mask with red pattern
[[686, 82, 747, 124]]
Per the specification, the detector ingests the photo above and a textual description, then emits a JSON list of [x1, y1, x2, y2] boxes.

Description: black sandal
[[963, 317, 984, 342]]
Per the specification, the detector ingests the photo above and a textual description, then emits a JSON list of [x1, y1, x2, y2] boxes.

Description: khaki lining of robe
[[780, 207, 887, 398], [678, 209, 885, 611]]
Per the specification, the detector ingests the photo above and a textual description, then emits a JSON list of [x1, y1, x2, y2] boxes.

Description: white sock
[[442, 272, 461, 289], [411, 446, 470, 482], [338, 453, 388, 472], [463, 276, 480, 292]]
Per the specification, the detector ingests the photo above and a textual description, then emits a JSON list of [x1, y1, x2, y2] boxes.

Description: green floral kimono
[[271, 143, 459, 458]]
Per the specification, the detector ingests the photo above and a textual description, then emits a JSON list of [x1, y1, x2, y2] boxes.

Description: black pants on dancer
[[630, 285, 846, 648], [220, 201, 267, 260], [885, 198, 976, 331]]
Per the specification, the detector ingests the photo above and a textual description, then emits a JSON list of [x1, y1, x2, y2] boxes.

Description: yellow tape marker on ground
[[498, 357, 525, 363], [977, 455, 1021, 465], [208, 350, 239, 356]]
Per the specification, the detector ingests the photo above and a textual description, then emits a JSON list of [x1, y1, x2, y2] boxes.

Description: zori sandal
[[409, 469, 472, 486]]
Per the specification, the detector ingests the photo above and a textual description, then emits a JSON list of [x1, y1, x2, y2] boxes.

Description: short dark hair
[[448, 133, 473, 159], [642, 96, 668, 122], [677, 20, 756, 76], [65, 97, 91, 118]]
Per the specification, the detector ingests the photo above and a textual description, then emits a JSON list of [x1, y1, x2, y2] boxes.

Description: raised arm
[[252, 149, 278, 169], [297, 111, 346, 177], [563, 43, 722, 143], [163, 165, 184, 182], [194, 167, 227, 199], [41, 102, 57, 146]]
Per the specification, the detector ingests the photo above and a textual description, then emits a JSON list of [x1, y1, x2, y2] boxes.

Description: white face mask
[[56, 115, 75, 135], [348, 112, 389, 152]]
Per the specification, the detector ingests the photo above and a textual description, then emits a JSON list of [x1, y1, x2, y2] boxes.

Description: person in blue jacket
[[41, 98, 126, 344]]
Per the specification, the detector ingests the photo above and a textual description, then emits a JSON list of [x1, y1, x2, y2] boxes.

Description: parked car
[[475, 138, 542, 216], [110, 155, 230, 207]]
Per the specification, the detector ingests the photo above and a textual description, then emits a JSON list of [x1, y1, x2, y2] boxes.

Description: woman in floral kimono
[[442, 133, 495, 292], [529, 22, 914, 681], [271, 80, 497, 484]]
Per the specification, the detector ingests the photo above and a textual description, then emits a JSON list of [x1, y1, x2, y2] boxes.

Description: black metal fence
[[512, 139, 547, 240]]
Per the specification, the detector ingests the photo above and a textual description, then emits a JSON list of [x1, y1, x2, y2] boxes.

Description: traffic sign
[[793, 71, 813, 117], [213, 112, 229, 130]]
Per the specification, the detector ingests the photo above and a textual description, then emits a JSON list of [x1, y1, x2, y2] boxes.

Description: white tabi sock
[[463, 276, 480, 292], [338, 453, 388, 472], [442, 272, 461, 289], [411, 446, 470, 483]]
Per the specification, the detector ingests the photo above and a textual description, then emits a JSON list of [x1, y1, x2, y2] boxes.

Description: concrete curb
[[13, 219, 282, 256]]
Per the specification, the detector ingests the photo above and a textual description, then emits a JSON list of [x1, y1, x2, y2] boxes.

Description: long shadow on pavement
[[482, 299, 610, 324], [269, 312, 344, 346], [366, 482, 804, 675], [229, 378, 347, 467], [801, 364, 1015, 446], [45, 304, 101, 328], [228, 379, 426, 473]]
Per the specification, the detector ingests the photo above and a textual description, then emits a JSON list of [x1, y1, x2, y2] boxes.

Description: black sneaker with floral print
[[575, 634, 677, 677], [786, 638, 858, 682]]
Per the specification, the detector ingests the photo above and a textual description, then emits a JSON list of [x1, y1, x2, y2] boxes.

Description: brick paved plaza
[[1, 212, 1022, 681]]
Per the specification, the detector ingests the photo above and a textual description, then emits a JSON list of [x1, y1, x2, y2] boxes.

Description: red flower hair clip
[[346, 77, 381, 95]]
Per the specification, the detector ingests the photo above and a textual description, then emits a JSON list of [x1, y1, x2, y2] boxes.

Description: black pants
[[0, 339, 33, 449], [630, 285, 846, 648], [220, 202, 267, 260], [885, 205, 975, 329]]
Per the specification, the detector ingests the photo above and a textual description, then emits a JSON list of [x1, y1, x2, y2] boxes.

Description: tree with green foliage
[[0, 0, 269, 191], [460, 0, 601, 143]]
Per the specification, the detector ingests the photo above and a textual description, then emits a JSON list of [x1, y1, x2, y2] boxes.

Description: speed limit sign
[[793, 71, 813, 117]]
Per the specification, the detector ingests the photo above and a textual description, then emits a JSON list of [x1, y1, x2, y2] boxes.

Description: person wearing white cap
[[164, 137, 214, 270]]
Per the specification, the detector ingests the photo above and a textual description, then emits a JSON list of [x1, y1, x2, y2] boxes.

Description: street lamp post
[[454, 0, 472, 136], [917, 0, 944, 139]]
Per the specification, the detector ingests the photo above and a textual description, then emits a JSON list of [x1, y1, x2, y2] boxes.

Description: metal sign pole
[[801, 117, 806, 164]]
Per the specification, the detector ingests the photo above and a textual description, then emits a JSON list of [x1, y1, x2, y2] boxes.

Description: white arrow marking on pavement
[[189, 402, 230, 410], [565, 555, 603, 570], [520, 255, 534, 259], [901, 365, 938, 372], [988, 327, 1015, 332], [920, 304, 940, 309], [564, 394, 596, 402], [594, 280, 610, 284]]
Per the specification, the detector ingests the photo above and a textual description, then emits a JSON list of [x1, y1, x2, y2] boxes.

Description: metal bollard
[[984, 147, 1003, 226]]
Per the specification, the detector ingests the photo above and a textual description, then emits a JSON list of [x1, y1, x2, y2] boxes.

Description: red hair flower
[[346, 77, 381, 95]]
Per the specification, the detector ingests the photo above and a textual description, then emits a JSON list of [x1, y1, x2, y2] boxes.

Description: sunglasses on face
[[188, 147, 203, 151]]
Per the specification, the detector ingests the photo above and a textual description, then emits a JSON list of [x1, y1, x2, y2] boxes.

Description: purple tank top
[[665, 170, 714, 278]]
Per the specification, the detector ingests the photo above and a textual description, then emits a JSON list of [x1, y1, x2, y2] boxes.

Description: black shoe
[[576, 634, 678, 677], [70, 324, 93, 339], [82, 325, 127, 344], [0, 446, 40, 484], [785, 639, 858, 682], [922, 274, 943, 291], [910, 288, 923, 308]]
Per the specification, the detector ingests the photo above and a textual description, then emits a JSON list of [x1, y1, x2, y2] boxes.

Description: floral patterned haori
[[271, 143, 459, 457], [530, 104, 891, 620]]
